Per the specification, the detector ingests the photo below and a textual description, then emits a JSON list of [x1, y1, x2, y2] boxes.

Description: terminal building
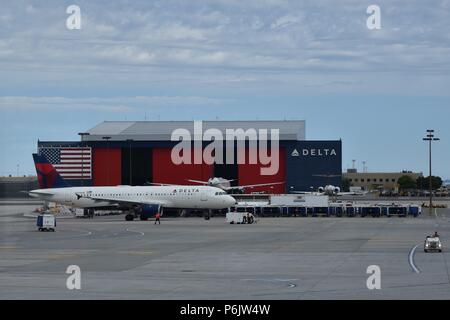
[[37, 120, 342, 194], [343, 170, 423, 192]]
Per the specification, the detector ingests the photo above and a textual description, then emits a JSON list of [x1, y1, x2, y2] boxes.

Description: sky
[[0, 0, 449, 178]]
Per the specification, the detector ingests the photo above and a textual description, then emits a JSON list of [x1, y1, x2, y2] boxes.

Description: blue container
[[312, 207, 328, 217], [328, 207, 335, 216], [371, 207, 381, 217], [388, 207, 407, 217], [408, 206, 419, 217], [347, 207, 355, 217], [299, 207, 307, 217], [360, 207, 368, 217], [36, 215, 43, 227]]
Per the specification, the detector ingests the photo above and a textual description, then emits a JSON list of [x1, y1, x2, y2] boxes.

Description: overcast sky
[[0, 0, 449, 178]]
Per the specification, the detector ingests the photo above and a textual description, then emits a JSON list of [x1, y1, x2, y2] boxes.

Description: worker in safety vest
[[155, 212, 161, 225]]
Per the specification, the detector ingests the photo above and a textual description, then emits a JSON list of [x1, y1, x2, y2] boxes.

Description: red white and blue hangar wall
[[36, 122, 342, 193]]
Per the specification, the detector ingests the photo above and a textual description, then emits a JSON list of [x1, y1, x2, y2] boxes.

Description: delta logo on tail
[[32, 153, 70, 189]]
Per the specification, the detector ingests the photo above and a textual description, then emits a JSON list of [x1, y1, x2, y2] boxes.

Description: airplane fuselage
[[29, 185, 236, 210]]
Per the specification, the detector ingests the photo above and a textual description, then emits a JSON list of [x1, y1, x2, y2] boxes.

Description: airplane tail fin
[[33, 153, 70, 189]]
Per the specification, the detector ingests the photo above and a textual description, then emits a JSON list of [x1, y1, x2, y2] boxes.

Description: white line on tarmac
[[241, 278, 298, 288], [126, 229, 145, 236], [409, 244, 421, 274], [65, 229, 92, 237]]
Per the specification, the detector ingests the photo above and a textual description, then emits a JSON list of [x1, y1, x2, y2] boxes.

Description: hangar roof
[[83, 120, 306, 141]]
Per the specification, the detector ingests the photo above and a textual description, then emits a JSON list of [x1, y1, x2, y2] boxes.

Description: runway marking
[[126, 229, 145, 236], [63, 230, 92, 237], [408, 244, 421, 274]]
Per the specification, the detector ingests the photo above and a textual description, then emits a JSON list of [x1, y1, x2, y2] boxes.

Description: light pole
[[423, 130, 440, 215], [126, 139, 134, 185], [102, 136, 111, 185], [78, 132, 90, 186]]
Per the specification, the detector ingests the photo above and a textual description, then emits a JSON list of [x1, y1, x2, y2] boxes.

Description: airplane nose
[[226, 195, 236, 206]]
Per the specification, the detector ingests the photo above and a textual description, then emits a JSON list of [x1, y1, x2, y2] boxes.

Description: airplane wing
[[77, 194, 170, 207], [187, 179, 209, 185], [225, 181, 285, 190], [28, 190, 55, 196], [337, 191, 368, 196], [290, 191, 321, 195], [147, 182, 180, 186]]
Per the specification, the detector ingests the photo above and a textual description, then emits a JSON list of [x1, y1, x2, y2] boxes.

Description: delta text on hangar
[[37, 120, 342, 193]]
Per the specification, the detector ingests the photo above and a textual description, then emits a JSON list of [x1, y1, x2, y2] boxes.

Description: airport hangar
[[37, 120, 342, 194]]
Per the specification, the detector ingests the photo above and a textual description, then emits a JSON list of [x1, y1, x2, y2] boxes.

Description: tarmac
[[1, 200, 450, 299]]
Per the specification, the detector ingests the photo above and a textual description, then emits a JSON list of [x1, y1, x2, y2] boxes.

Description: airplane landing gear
[[125, 210, 135, 221]]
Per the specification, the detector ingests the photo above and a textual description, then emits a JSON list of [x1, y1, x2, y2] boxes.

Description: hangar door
[[121, 148, 152, 186]]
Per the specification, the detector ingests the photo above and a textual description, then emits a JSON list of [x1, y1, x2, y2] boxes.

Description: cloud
[[0, 0, 449, 94], [270, 15, 303, 29], [0, 96, 229, 112]]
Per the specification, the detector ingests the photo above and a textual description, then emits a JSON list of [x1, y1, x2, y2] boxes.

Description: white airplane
[[293, 185, 367, 196], [29, 154, 236, 221], [175, 177, 284, 193]]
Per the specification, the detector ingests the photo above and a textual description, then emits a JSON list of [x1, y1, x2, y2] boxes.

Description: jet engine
[[125, 204, 161, 221], [137, 204, 161, 220]]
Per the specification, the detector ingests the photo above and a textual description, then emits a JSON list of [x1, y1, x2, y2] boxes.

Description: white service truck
[[37, 213, 56, 232], [226, 212, 256, 224]]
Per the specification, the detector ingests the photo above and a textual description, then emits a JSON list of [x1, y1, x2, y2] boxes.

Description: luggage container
[[37, 213, 56, 232], [298, 207, 307, 217], [361, 207, 381, 218], [388, 206, 407, 217], [408, 205, 421, 217], [346, 206, 356, 217], [360, 207, 368, 217], [370, 207, 381, 217], [312, 207, 329, 217], [328, 206, 336, 217]]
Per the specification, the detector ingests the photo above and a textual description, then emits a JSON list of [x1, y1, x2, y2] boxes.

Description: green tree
[[398, 175, 416, 191], [341, 178, 352, 192], [416, 176, 443, 190]]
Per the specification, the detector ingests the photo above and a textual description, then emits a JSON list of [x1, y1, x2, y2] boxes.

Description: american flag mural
[[38, 147, 92, 180]]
